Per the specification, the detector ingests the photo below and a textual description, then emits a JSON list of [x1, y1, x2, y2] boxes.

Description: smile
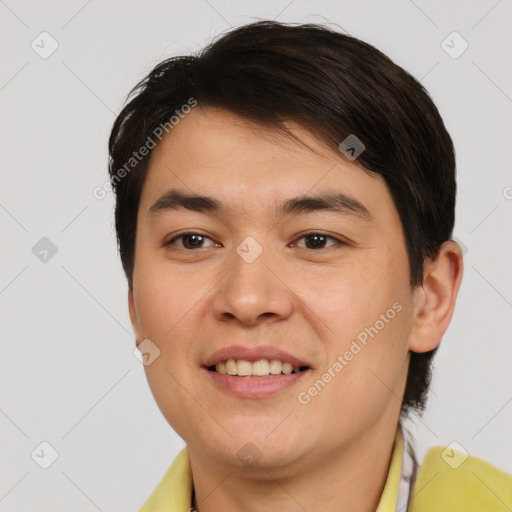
[[203, 345, 312, 398]]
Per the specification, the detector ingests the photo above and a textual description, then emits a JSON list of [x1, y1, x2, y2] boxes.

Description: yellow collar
[[139, 428, 405, 511], [376, 426, 405, 511], [139, 427, 512, 511]]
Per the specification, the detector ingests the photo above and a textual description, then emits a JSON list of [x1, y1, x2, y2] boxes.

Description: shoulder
[[408, 444, 512, 512]]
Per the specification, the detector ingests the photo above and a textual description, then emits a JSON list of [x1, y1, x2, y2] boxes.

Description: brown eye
[[293, 233, 343, 250], [165, 232, 218, 250]]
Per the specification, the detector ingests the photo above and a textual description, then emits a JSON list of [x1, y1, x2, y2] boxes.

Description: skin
[[128, 106, 463, 512]]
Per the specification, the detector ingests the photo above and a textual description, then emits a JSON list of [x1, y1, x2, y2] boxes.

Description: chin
[[198, 421, 308, 471]]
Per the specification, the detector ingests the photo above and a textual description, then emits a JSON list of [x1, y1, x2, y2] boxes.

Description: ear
[[128, 287, 142, 347], [408, 240, 464, 353]]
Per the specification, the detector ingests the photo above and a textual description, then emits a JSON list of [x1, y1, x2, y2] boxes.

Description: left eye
[[291, 233, 343, 250]]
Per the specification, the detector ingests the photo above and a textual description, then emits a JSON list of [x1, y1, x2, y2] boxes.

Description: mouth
[[202, 345, 312, 398]]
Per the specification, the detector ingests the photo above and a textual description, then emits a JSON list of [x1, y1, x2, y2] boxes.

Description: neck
[[189, 413, 400, 512]]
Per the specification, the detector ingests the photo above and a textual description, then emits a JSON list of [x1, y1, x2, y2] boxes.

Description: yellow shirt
[[139, 429, 512, 511]]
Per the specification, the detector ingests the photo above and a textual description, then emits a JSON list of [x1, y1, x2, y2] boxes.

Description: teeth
[[282, 362, 293, 375], [214, 359, 306, 377], [252, 359, 270, 376], [237, 359, 253, 376], [225, 359, 237, 375], [269, 359, 282, 374]]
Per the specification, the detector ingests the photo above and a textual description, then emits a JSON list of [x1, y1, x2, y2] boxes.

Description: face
[[129, 106, 420, 473]]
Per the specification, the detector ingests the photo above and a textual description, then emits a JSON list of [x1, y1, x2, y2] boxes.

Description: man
[[108, 20, 511, 511]]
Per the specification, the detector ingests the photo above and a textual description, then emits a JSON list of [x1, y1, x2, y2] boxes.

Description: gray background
[[1, 0, 511, 510]]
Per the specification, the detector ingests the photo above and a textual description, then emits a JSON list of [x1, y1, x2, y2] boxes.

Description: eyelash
[[164, 231, 346, 251]]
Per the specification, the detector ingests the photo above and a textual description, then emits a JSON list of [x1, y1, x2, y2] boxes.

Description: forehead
[[139, 107, 394, 224]]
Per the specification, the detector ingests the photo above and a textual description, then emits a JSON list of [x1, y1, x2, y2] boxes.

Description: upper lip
[[203, 345, 312, 369]]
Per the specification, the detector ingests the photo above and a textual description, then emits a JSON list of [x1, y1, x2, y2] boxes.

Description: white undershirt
[[396, 428, 420, 511]]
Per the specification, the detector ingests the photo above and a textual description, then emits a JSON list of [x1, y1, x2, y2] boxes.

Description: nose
[[210, 242, 294, 327]]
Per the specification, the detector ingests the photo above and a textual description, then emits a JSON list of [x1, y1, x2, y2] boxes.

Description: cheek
[[293, 258, 410, 405], [300, 311, 410, 433], [290, 258, 396, 343], [133, 258, 199, 340], [134, 264, 202, 437]]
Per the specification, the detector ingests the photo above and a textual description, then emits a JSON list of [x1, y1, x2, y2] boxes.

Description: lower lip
[[204, 368, 310, 398]]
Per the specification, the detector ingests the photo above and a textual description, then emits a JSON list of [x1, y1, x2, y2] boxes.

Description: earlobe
[[128, 287, 141, 345], [408, 240, 464, 353]]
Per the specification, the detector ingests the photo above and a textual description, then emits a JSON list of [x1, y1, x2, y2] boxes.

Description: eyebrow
[[148, 188, 372, 222]]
